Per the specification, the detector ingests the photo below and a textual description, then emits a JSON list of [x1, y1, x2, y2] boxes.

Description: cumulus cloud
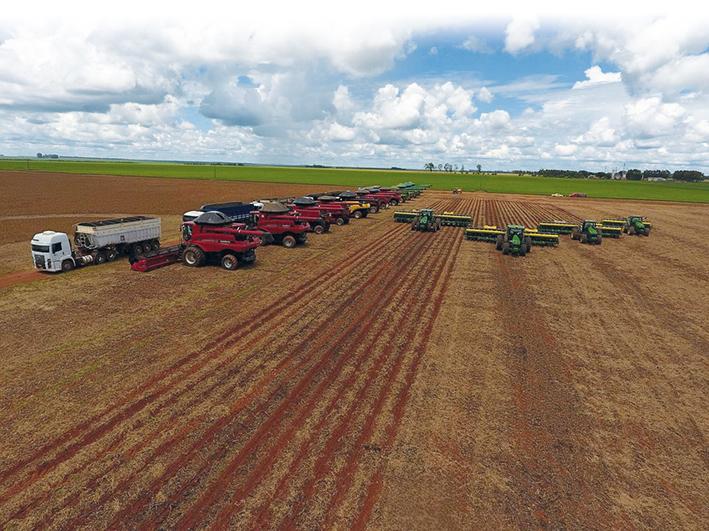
[[573, 66, 622, 89], [624, 96, 686, 138], [460, 35, 492, 54], [477, 86, 494, 103], [574, 117, 619, 146], [504, 17, 539, 54], [554, 143, 578, 156]]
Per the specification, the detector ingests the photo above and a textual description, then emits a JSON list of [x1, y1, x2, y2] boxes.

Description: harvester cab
[[411, 209, 441, 232], [572, 220, 602, 244], [495, 225, 532, 256], [625, 215, 651, 236]]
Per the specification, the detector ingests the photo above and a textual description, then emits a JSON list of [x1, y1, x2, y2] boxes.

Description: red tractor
[[180, 211, 263, 270], [252, 202, 310, 248]]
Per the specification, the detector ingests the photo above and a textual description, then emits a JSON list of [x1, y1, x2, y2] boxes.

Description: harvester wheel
[[183, 245, 205, 267], [221, 254, 239, 271], [282, 235, 297, 248], [313, 224, 325, 235], [353, 210, 363, 219], [502, 242, 510, 255], [496, 235, 503, 251], [336, 217, 346, 226]]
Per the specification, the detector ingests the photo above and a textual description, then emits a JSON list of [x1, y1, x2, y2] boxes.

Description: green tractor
[[495, 225, 532, 256], [411, 208, 441, 232], [624, 215, 651, 236], [572, 220, 603, 245]]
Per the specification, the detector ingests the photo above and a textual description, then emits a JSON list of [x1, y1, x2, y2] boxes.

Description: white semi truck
[[31, 216, 161, 272]]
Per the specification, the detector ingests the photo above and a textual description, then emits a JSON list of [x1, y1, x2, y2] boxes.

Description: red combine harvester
[[352, 191, 388, 213], [360, 187, 403, 206], [131, 211, 263, 272], [285, 197, 333, 234], [252, 202, 310, 248], [303, 196, 351, 226]]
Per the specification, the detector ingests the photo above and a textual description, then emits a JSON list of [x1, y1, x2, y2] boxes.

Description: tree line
[[538, 168, 704, 182]]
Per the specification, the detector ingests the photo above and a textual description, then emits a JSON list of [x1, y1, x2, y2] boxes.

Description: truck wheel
[[152, 239, 161, 249], [183, 246, 205, 267], [313, 224, 325, 235], [142, 241, 153, 253], [370, 205, 379, 214], [336, 217, 345, 226], [95, 252, 107, 265], [133, 243, 144, 255], [107, 249, 118, 261], [353, 210, 363, 219], [61, 260, 74, 272], [221, 254, 239, 271], [282, 235, 297, 248]]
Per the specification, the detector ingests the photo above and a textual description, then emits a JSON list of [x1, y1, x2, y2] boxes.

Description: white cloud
[[460, 35, 492, 54], [554, 143, 578, 156], [477, 86, 494, 103], [624, 96, 685, 138], [479, 110, 510, 129], [574, 117, 619, 146], [325, 122, 356, 142], [573, 66, 622, 89], [333, 85, 355, 113], [504, 17, 539, 54]]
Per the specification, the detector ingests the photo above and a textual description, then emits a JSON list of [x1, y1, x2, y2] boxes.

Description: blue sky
[[0, 10, 707, 171]]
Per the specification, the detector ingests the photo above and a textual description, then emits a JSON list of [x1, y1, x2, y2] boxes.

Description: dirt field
[[0, 171, 707, 529]]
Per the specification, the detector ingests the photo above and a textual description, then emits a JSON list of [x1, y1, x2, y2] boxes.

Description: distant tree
[[643, 169, 671, 180], [36, 153, 43, 158], [460, 164, 465, 173], [476, 163, 482, 173], [443, 163, 453, 172], [453, 164, 459, 171], [672, 170, 704, 182], [438, 164, 443, 171], [626, 169, 643, 181]]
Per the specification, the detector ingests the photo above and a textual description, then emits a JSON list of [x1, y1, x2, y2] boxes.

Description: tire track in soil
[[108, 216, 441, 529], [0, 220, 417, 516], [0, 224, 404, 520], [490, 252, 611, 528], [19, 221, 422, 527], [325, 231, 464, 530], [256, 228, 460, 530], [209, 229, 459, 530]]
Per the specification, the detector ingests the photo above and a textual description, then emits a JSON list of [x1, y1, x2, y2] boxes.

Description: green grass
[[2, 158, 708, 203]]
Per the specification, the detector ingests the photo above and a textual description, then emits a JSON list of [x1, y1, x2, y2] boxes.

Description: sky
[[1, 2, 708, 172]]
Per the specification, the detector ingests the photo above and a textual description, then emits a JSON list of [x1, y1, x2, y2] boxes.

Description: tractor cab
[[411, 208, 441, 232]]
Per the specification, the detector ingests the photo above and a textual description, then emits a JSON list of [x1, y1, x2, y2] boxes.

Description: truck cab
[[31, 231, 74, 272]]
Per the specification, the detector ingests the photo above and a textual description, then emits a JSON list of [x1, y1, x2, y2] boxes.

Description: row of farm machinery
[[30, 182, 431, 273], [393, 208, 652, 257]]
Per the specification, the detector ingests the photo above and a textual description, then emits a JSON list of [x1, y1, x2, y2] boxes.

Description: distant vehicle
[[551, 193, 564, 197], [569, 192, 588, 198]]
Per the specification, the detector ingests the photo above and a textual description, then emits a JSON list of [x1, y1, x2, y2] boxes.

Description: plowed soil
[[0, 171, 707, 529]]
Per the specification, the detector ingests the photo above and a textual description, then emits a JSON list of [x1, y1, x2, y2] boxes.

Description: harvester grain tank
[[31, 216, 161, 272], [304, 196, 350, 225], [309, 192, 370, 219], [253, 202, 310, 248], [287, 197, 334, 233]]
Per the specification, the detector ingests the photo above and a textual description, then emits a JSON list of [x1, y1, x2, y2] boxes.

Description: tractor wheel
[[336, 217, 346, 226], [596, 236, 603, 245], [496, 235, 504, 250], [183, 245, 205, 267], [353, 210, 363, 219], [221, 254, 239, 271], [644, 228, 651, 236], [629, 225, 636, 235], [502, 242, 510, 255], [282, 235, 297, 248], [313, 224, 325, 235], [524, 236, 532, 251], [61, 260, 74, 272], [519, 245, 527, 256], [580, 234, 588, 244], [571, 231, 579, 241]]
